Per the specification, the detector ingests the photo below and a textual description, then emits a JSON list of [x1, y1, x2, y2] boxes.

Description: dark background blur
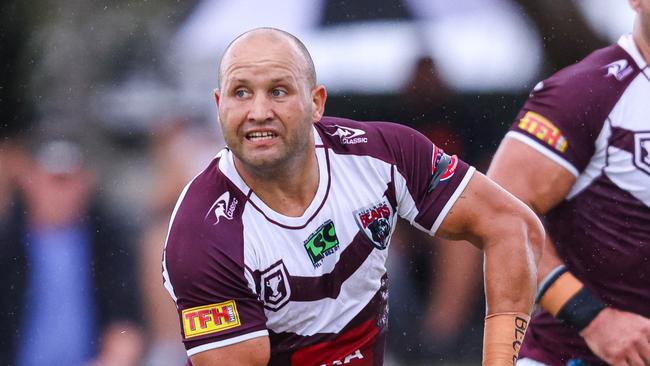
[[0, 1, 634, 365]]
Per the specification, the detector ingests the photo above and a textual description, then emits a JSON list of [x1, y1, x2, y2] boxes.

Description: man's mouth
[[246, 131, 277, 141]]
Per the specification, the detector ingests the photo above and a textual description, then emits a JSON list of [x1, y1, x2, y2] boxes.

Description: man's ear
[[214, 88, 221, 107], [311, 85, 327, 122], [629, 0, 641, 12]]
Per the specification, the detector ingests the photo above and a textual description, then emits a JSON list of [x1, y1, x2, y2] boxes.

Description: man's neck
[[235, 151, 320, 218], [633, 24, 650, 65]]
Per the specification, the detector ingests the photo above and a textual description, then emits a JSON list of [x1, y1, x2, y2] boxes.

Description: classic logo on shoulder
[[517, 111, 568, 153], [354, 199, 394, 250], [181, 300, 241, 338], [604, 59, 633, 81], [327, 125, 368, 145], [304, 220, 340, 268], [204, 191, 238, 225], [259, 261, 292, 311], [634, 132, 650, 176], [428, 145, 458, 192]]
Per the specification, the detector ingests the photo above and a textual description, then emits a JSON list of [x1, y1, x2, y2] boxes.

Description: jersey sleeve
[[382, 123, 476, 235], [162, 178, 268, 357], [506, 48, 634, 176]]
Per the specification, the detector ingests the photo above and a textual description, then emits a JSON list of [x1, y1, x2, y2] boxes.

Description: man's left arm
[[436, 172, 544, 365]]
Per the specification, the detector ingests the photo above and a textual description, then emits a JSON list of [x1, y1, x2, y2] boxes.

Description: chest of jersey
[[239, 154, 397, 335]]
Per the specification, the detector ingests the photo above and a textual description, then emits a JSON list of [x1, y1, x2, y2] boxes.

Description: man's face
[[631, 0, 650, 43], [216, 33, 323, 173]]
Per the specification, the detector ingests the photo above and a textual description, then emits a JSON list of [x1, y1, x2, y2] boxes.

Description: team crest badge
[[259, 261, 291, 311], [634, 132, 650, 176], [354, 199, 395, 250]]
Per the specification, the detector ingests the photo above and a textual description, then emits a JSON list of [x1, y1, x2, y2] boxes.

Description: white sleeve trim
[[186, 329, 269, 357], [505, 131, 579, 177], [430, 166, 476, 235]]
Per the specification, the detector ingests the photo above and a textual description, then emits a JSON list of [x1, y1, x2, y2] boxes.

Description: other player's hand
[[580, 307, 650, 366]]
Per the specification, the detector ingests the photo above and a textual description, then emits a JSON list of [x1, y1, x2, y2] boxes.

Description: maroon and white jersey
[[507, 34, 650, 366], [163, 116, 474, 366]]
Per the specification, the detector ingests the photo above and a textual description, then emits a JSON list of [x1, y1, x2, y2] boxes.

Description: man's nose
[[248, 94, 274, 122]]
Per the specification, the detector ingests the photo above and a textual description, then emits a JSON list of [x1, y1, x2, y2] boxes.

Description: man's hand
[[580, 308, 650, 365]]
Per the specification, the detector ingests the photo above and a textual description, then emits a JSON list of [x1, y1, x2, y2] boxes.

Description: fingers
[[624, 352, 645, 366], [637, 335, 650, 365]]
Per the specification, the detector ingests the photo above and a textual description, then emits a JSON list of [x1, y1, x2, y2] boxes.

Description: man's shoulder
[[167, 153, 247, 249], [316, 116, 427, 161], [540, 42, 639, 98]]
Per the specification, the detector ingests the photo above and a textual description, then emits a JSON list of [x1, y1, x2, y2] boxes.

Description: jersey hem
[[505, 131, 579, 177], [430, 166, 476, 234], [186, 329, 270, 357]]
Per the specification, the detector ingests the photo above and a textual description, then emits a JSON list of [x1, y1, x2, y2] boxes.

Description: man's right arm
[[488, 136, 650, 365], [190, 337, 270, 366]]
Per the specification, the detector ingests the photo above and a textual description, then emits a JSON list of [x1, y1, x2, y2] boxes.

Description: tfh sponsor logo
[[354, 199, 394, 250], [181, 300, 241, 338], [634, 132, 650, 176], [259, 261, 291, 311], [327, 125, 368, 145], [604, 59, 633, 81], [518, 111, 568, 153], [205, 191, 238, 225], [304, 220, 340, 268]]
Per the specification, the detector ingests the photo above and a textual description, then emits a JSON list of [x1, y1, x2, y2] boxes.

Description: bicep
[[436, 171, 540, 248], [487, 137, 576, 215], [191, 336, 270, 366]]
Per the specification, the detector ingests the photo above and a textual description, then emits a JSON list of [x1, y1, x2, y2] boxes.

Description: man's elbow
[[521, 206, 545, 266]]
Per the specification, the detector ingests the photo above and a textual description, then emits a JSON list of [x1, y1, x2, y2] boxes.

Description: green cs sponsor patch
[[304, 220, 340, 268]]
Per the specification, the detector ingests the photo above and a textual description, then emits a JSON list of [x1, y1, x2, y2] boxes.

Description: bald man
[[163, 28, 543, 366]]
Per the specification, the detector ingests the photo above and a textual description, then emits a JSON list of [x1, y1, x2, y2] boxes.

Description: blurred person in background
[[488, 0, 650, 365], [385, 55, 484, 364], [139, 119, 219, 366], [0, 136, 144, 366]]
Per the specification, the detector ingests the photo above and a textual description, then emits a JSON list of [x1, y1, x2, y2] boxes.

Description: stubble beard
[[230, 119, 314, 180]]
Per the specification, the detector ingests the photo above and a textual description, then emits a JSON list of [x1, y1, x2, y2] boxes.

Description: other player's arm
[[190, 337, 270, 366], [488, 136, 650, 366], [436, 171, 544, 365]]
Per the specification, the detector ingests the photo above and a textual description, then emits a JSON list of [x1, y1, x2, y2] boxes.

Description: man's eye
[[235, 89, 249, 97], [271, 89, 287, 97]]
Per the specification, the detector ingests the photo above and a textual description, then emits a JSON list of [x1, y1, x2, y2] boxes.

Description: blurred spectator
[[0, 137, 143, 366], [385, 56, 484, 365], [139, 120, 219, 366]]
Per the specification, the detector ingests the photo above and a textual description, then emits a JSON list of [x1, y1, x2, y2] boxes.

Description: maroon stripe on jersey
[[246, 146, 332, 230], [547, 173, 650, 316], [289, 231, 376, 301], [384, 167, 398, 212], [267, 277, 388, 365], [609, 125, 650, 154], [252, 231, 377, 302]]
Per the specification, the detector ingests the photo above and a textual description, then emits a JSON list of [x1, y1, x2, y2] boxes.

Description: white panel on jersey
[[505, 132, 579, 177], [604, 146, 650, 206], [393, 166, 420, 226], [608, 76, 650, 131], [567, 121, 611, 200], [263, 249, 387, 335], [517, 358, 550, 366]]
